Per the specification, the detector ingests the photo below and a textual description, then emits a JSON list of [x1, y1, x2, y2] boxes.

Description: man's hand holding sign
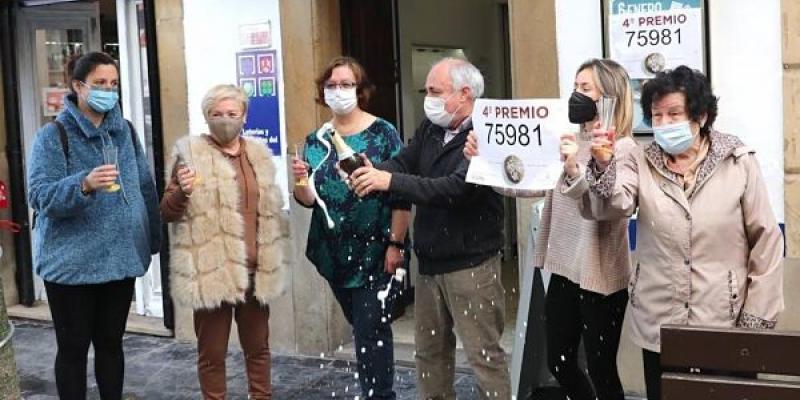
[[466, 99, 572, 191]]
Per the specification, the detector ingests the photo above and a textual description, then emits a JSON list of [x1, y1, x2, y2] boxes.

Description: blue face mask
[[82, 82, 119, 113], [653, 120, 695, 155]]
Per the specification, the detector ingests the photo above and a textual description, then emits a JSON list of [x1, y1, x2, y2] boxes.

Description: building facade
[[0, 0, 798, 396]]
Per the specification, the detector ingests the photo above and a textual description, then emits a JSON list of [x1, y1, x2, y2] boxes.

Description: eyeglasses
[[324, 81, 358, 90]]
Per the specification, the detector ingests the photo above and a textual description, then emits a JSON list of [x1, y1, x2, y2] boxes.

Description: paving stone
[[12, 320, 481, 399]]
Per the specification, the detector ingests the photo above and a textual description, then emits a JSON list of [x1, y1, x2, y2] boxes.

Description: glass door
[[36, 29, 84, 121], [17, 2, 101, 301]]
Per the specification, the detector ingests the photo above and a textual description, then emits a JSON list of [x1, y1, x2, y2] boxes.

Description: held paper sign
[[609, 0, 704, 79], [466, 99, 567, 191]]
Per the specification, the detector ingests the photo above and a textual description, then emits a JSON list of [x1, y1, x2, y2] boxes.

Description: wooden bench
[[660, 324, 800, 400]]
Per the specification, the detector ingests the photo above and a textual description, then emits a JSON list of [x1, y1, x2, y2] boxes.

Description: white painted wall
[[708, 0, 784, 222], [182, 0, 289, 206], [555, 0, 604, 100]]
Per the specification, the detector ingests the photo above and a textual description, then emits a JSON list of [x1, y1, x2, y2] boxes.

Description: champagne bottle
[[330, 129, 365, 175]]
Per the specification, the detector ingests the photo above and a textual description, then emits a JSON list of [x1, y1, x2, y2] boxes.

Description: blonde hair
[[576, 59, 634, 138], [201, 84, 249, 118]]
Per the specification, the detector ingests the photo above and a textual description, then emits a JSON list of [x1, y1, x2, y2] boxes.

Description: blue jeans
[[332, 280, 397, 400]]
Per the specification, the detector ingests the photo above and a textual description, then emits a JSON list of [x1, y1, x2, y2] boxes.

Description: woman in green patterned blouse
[[292, 57, 410, 400]]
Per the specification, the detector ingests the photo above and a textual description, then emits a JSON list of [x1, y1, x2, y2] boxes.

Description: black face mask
[[568, 91, 597, 124]]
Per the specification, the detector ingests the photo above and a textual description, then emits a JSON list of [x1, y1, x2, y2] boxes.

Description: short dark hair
[[68, 52, 119, 94], [314, 56, 375, 110], [641, 65, 718, 136]]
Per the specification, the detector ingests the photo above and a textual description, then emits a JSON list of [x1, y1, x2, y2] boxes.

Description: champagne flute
[[179, 139, 201, 185], [597, 95, 617, 133], [596, 96, 617, 156], [102, 144, 121, 193], [294, 141, 309, 187]]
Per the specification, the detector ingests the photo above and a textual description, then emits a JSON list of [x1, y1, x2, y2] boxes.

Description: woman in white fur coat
[[161, 84, 288, 400]]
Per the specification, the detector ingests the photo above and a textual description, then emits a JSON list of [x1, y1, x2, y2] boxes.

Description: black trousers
[[643, 349, 662, 400], [332, 282, 396, 400], [545, 273, 628, 400], [45, 278, 135, 400]]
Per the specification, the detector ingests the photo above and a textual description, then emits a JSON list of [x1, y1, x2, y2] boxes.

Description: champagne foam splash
[[309, 122, 336, 229], [377, 268, 407, 309]]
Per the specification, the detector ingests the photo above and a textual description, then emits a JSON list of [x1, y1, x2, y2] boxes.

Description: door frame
[[340, 0, 403, 136], [116, 0, 163, 318]]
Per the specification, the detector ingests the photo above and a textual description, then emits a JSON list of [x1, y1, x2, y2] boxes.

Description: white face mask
[[653, 120, 695, 155], [424, 95, 458, 128], [324, 88, 358, 115]]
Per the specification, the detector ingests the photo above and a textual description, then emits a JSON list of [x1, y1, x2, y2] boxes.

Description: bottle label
[[331, 131, 356, 160]]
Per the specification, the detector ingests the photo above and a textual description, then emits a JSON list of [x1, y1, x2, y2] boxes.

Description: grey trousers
[[414, 255, 511, 400]]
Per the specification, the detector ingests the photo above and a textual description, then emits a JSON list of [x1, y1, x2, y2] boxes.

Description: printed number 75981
[[485, 123, 541, 147], [625, 28, 682, 47]]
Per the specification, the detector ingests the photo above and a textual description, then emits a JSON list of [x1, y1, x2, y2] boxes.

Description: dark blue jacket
[[378, 119, 504, 275]]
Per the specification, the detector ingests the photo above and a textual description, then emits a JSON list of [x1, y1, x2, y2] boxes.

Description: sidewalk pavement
[[11, 320, 482, 399]]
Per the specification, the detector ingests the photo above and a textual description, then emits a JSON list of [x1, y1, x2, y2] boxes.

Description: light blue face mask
[[82, 82, 119, 113], [653, 120, 695, 155]]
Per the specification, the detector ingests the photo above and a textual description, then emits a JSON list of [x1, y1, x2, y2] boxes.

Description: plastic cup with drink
[[102, 144, 121, 193]]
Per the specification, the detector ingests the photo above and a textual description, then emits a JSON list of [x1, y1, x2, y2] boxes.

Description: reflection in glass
[[35, 28, 85, 123]]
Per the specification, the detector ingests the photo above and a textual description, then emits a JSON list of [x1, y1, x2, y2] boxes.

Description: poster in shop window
[[466, 99, 571, 191], [42, 88, 70, 117], [608, 0, 705, 80], [236, 48, 281, 157]]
